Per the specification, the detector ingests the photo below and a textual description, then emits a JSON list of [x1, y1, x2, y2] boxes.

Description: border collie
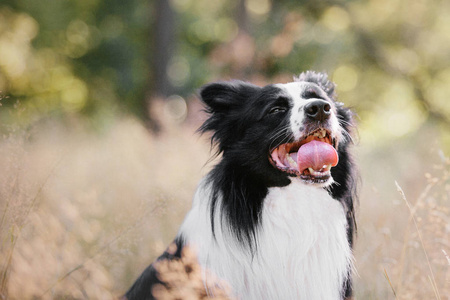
[[125, 71, 357, 300]]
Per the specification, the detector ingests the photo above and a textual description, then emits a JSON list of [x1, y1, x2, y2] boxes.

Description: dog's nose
[[304, 100, 331, 122]]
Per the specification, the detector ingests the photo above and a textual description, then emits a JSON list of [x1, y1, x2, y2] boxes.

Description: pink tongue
[[297, 140, 338, 172]]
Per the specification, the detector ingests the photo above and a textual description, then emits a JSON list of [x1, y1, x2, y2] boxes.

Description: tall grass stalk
[[0, 140, 64, 298], [395, 181, 441, 300], [383, 268, 398, 299]]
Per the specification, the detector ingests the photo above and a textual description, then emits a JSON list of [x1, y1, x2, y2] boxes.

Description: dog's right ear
[[199, 81, 259, 113], [198, 81, 260, 152]]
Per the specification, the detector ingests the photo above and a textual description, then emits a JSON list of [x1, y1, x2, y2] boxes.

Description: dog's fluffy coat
[[125, 71, 357, 300]]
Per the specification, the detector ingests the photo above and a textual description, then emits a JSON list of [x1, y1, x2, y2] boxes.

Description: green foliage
[[0, 0, 449, 147], [0, 0, 151, 120]]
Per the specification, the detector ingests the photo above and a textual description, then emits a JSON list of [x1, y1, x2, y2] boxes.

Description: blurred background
[[0, 0, 449, 299]]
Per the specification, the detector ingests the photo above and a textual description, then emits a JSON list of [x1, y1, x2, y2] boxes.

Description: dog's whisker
[[338, 119, 355, 127], [340, 128, 355, 145], [267, 125, 292, 150]]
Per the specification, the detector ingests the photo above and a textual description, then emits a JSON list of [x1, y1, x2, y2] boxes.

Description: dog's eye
[[268, 107, 286, 115]]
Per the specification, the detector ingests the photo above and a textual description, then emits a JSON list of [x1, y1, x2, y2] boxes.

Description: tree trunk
[[153, 0, 175, 97], [144, 0, 176, 132], [236, 0, 249, 35]]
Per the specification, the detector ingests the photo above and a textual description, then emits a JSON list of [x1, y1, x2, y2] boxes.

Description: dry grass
[[0, 114, 210, 299], [0, 111, 448, 299], [354, 129, 450, 299], [151, 245, 232, 300]]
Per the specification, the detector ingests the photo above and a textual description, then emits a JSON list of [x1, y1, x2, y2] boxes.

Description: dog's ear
[[199, 81, 260, 152], [199, 81, 260, 113]]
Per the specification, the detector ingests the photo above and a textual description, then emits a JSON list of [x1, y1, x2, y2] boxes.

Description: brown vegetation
[[0, 114, 448, 299]]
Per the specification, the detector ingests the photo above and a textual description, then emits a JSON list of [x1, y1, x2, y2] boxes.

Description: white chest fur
[[178, 179, 352, 300]]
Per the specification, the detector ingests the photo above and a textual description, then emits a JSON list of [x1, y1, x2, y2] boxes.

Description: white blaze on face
[[276, 81, 342, 142]]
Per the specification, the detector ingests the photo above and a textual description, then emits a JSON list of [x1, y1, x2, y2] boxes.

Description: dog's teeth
[[308, 165, 332, 176], [312, 129, 327, 139], [286, 153, 297, 169]]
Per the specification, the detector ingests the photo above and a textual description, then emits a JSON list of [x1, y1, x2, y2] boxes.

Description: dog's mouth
[[270, 128, 338, 184]]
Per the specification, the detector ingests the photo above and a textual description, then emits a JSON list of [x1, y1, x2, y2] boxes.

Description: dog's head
[[199, 71, 354, 188]]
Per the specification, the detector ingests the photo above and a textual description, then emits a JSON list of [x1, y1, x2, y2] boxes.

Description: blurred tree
[[152, 0, 175, 98]]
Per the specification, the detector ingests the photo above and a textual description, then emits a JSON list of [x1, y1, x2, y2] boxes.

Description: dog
[[125, 71, 357, 300]]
